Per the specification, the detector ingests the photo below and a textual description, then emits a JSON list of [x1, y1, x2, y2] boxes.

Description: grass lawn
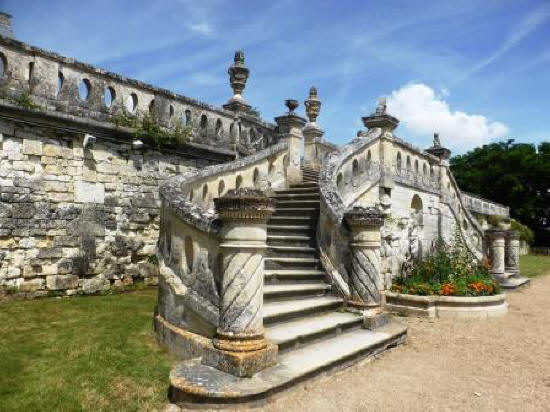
[[520, 254, 550, 278], [0, 289, 173, 412]]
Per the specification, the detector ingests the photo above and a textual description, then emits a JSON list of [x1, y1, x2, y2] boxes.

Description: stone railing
[[318, 128, 383, 300], [460, 191, 510, 218], [391, 164, 440, 193], [0, 35, 276, 155], [156, 140, 289, 340]]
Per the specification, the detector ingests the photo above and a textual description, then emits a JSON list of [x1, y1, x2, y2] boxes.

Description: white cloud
[[387, 83, 509, 152], [187, 22, 213, 36]]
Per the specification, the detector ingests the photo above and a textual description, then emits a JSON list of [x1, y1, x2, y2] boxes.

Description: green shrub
[[510, 219, 535, 245]]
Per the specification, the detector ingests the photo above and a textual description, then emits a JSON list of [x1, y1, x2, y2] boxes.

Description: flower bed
[[391, 239, 500, 297]]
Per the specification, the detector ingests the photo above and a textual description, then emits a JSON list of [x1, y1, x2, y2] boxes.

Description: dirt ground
[[257, 275, 550, 412]]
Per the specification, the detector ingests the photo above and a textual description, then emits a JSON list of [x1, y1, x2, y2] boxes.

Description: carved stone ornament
[[214, 188, 275, 221], [228, 50, 250, 102], [304, 86, 321, 123]]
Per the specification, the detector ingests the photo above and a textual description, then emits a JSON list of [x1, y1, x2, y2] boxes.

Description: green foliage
[[485, 214, 503, 228], [450, 140, 550, 246], [510, 219, 535, 245], [392, 237, 499, 297], [146, 254, 159, 266]]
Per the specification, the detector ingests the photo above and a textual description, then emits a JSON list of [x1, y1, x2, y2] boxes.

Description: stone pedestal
[[275, 102, 306, 186], [202, 189, 277, 377], [505, 230, 521, 276], [487, 229, 506, 282], [344, 207, 387, 327]]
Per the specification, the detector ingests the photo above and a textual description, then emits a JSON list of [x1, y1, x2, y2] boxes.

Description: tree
[[450, 140, 550, 246]]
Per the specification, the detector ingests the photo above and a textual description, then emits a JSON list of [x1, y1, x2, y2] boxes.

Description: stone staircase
[[168, 166, 407, 405]]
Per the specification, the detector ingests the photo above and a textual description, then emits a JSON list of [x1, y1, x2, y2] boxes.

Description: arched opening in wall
[[185, 109, 192, 126], [149, 99, 155, 114], [253, 168, 260, 188], [126, 93, 138, 114], [218, 180, 225, 197], [352, 159, 359, 183], [268, 158, 275, 177], [0, 52, 6, 78], [396, 152, 402, 171], [283, 155, 289, 168], [57, 71, 64, 96], [103, 87, 115, 108], [189, 189, 194, 201], [414, 159, 419, 173], [367, 150, 372, 166], [447, 182, 451, 191], [185, 236, 194, 272], [229, 123, 235, 141], [78, 79, 91, 101], [406, 155, 411, 170], [423, 163, 428, 175], [28, 62, 34, 88], [169, 105, 175, 117], [202, 184, 208, 200], [215, 119, 222, 138], [236, 175, 243, 189], [463, 219, 468, 231], [250, 128, 256, 143], [430, 166, 434, 178], [337, 173, 343, 192], [200, 114, 207, 128]]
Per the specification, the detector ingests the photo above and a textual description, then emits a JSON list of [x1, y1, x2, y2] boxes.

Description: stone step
[[267, 227, 314, 238], [264, 256, 321, 270], [272, 207, 319, 217], [275, 200, 320, 209], [263, 283, 331, 300], [290, 183, 319, 189], [264, 269, 326, 283], [275, 186, 319, 195], [263, 296, 343, 325], [267, 245, 317, 258], [266, 311, 363, 352], [168, 322, 407, 404], [266, 235, 314, 247], [274, 192, 320, 200], [499, 276, 531, 290]]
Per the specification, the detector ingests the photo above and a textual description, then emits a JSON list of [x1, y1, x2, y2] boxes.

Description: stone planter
[[384, 291, 508, 319]]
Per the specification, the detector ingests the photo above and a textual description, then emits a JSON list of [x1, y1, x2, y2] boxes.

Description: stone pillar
[[303, 86, 323, 170], [344, 207, 385, 310], [202, 188, 277, 377], [275, 100, 306, 186], [487, 229, 506, 282], [505, 230, 521, 276]]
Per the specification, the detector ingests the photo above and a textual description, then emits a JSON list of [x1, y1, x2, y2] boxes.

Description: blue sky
[[4, 0, 549, 153]]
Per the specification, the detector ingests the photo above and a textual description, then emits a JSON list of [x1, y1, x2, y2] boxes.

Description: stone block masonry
[[0, 117, 221, 298]]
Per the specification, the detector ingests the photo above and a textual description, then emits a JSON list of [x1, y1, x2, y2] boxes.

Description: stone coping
[[384, 291, 508, 319], [160, 140, 289, 234], [319, 128, 382, 224]]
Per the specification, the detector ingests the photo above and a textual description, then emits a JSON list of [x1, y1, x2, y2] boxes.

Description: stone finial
[[285, 99, 299, 114], [0, 12, 14, 39], [362, 97, 399, 134], [227, 50, 250, 103], [304, 86, 321, 124], [426, 132, 451, 161]]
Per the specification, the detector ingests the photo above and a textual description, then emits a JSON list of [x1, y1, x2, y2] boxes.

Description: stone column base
[[202, 342, 278, 378]]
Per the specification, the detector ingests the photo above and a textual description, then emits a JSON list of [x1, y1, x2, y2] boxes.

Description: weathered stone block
[[23, 140, 43, 156], [43, 144, 64, 157], [46, 274, 79, 290], [74, 181, 105, 204]]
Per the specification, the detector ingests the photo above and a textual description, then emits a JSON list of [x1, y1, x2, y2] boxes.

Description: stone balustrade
[[461, 191, 510, 218], [0, 36, 276, 155]]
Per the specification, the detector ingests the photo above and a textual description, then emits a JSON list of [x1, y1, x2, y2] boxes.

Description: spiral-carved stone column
[[344, 207, 389, 329], [505, 230, 521, 276], [487, 229, 506, 282], [201, 188, 277, 377]]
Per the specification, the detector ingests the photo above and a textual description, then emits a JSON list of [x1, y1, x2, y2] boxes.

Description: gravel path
[[175, 275, 550, 411], [261, 275, 550, 412]]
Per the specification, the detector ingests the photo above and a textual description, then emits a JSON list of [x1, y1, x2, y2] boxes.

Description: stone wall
[[0, 116, 227, 297]]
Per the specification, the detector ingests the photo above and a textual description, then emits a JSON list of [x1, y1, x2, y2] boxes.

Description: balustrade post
[[344, 207, 390, 329], [303, 86, 324, 170], [505, 230, 521, 276], [487, 229, 506, 282], [275, 100, 306, 186], [201, 188, 277, 377]]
